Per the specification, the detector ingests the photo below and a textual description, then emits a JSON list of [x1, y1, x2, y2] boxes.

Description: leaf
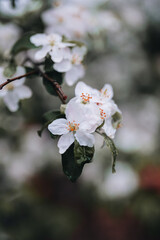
[[112, 112, 122, 129], [62, 141, 94, 182], [44, 56, 54, 73], [37, 110, 65, 137], [43, 71, 63, 96], [3, 63, 16, 78], [103, 133, 118, 173], [11, 32, 38, 55]]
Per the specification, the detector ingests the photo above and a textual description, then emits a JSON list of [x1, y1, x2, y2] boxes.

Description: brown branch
[[27, 58, 67, 104], [0, 59, 67, 104], [0, 70, 38, 90]]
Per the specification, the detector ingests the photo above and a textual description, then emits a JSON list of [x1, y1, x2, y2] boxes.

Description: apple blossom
[[0, 23, 21, 57], [48, 102, 98, 154], [54, 46, 87, 86], [30, 33, 74, 62], [0, 66, 32, 112]]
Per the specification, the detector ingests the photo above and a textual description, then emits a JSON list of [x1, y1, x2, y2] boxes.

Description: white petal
[[75, 80, 99, 98], [3, 91, 19, 112], [54, 60, 72, 73], [48, 118, 69, 135], [30, 34, 48, 46], [12, 66, 26, 87], [72, 46, 87, 57], [35, 45, 51, 60], [64, 65, 85, 86], [101, 84, 114, 99], [47, 33, 62, 43], [75, 131, 95, 147], [50, 47, 64, 63], [14, 86, 32, 99], [103, 118, 116, 139], [58, 132, 74, 154]]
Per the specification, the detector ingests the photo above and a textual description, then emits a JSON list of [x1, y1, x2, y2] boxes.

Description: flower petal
[[35, 45, 51, 60], [48, 118, 69, 135], [14, 86, 32, 99], [3, 91, 19, 112], [12, 66, 26, 87], [50, 47, 64, 63], [75, 131, 95, 147], [103, 118, 116, 139], [30, 34, 48, 46], [58, 132, 74, 154], [101, 84, 114, 99], [54, 60, 72, 72], [64, 65, 85, 86]]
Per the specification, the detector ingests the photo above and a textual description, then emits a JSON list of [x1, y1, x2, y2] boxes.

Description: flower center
[[99, 108, 106, 120], [58, 16, 64, 23], [5, 83, 14, 91], [49, 39, 55, 46], [66, 121, 79, 132], [80, 93, 92, 104], [71, 54, 81, 65]]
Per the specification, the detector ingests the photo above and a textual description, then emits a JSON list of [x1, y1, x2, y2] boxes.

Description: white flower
[[54, 46, 87, 85], [0, 23, 21, 56], [48, 102, 97, 154], [42, 4, 92, 40], [30, 33, 74, 62], [0, 66, 32, 112], [74, 81, 122, 139], [99, 162, 139, 199]]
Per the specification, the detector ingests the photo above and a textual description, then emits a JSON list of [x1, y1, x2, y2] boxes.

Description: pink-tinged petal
[[58, 132, 74, 154], [3, 91, 19, 112], [14, 86, 32, 99], [75, 131, 95, 147], [48, 118, 69, 135], [54, 60, 72, 73], [64, 65, 85, 86], [103, 118, 116, 139], [101, 84, 114, 99], [35, 45, 51, 60], [30, 34, 48, 46], [50, 47, 64, 63]]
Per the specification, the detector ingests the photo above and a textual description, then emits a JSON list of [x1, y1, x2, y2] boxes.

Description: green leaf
[[44, 56, 54, 73], [62, 141, 94, 182], [103, 133, 118, 173], [11, 32, 37, 55], [3, 63, 16, 78], [43, 71, 63, 96], [37, 110, 65, 137], [112, 112, 122, 129]]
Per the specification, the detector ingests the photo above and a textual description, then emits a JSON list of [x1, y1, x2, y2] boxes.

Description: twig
[[0, 59, 67, 104], [0, 70, 38, 90], [27, 58, 67, 104]]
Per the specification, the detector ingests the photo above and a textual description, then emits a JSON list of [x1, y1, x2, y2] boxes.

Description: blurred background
[[0, 0, 160, 239]]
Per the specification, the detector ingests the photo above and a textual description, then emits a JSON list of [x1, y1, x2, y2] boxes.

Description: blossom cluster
[[42, 1, 120, 40], [48, 81, 121, 154], [30, 33, 87, 86]]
